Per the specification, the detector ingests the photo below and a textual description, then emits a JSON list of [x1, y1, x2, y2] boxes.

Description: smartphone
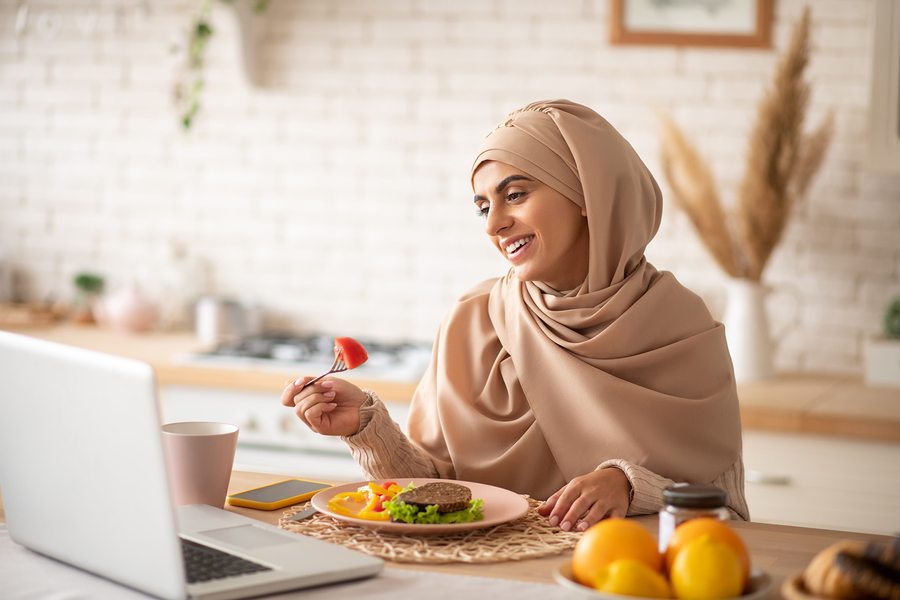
[[226, 479, 334, 510]]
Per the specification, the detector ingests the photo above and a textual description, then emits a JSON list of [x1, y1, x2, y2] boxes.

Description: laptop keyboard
[[181, 538, 272, 584]]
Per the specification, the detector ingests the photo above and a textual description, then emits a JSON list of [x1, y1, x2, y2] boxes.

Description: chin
[[511, 268, 538, 284]]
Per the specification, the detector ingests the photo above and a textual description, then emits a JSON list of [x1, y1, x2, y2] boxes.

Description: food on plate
[[334, 337, 368, 369], [572, 518, 662, 587], [572, 517, 754, 599], [799, 538, 900, 600], [665, 517, 751, 586], [669, 534, 744, 600], [326, 481, 404, 521], [325, 480, 485, 525], [383, 482, 484, 525], [394, 481, 472, 513]]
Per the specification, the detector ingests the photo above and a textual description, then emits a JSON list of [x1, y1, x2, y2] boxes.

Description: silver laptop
[[0, 330, 383, 600]]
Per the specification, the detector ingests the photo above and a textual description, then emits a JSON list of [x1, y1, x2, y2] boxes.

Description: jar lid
[[663, 484, 727, 508]]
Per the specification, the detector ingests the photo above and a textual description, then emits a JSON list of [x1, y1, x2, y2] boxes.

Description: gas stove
[[178, 333, 433, 383]]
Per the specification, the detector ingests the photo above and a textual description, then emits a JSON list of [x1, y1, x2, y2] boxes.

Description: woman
[[282, 100, 749, 532]]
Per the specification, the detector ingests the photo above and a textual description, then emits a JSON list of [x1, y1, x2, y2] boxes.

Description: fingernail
[[561, 521, 572, 532], [294, 378, 304, 386], [577, 521, 588, 532], [328, 402, 337, 407], [549, 516, 559, 527], [321, 380, 333, 389], [323, 391, 335, 399]]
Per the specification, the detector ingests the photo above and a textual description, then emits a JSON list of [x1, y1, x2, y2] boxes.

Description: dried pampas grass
[[658, 7, 834, 281], [658, 111, 742, 278]]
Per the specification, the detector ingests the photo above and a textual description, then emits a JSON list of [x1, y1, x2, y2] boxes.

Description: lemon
[[592, 558, 672, 599], [664, 518, 750, 586], [670, 534, 744, 600]]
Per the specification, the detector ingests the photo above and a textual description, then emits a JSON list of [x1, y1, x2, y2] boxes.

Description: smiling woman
[[282, 100, 748, 534], [473, 162, 590, 291]]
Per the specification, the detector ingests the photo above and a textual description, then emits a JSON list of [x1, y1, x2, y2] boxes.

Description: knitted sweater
[[341, 390, 750, 521]]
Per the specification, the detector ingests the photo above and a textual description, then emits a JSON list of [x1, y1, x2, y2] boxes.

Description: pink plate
[[310, 478, 530, 536]]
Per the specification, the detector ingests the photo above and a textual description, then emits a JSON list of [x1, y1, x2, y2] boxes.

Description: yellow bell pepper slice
[[326, 501, 356, 517], [332, 491, 365, 502], [358, 491, 381, 515], [368, 482, 390, 497]]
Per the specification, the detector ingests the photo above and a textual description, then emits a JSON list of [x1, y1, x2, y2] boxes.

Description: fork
[[299, 349, 347, 390]]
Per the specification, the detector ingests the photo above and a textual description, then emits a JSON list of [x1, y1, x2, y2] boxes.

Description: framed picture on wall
[[609, 0, 773, 48]]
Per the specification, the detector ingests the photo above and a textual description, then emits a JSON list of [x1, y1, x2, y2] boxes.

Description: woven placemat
[[278, 497, 581, 564]]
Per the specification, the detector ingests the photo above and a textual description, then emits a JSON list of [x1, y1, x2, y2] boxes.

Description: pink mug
[[161, 422, 239, 508]]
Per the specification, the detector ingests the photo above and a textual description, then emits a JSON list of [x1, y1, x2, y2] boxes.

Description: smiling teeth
[[506, 236, 534, 253]]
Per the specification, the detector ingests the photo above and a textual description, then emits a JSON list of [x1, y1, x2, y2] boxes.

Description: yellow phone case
[[226, 479, 333, 510]]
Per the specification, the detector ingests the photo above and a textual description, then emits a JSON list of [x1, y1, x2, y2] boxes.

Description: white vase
[[722, 278, 776, 384]]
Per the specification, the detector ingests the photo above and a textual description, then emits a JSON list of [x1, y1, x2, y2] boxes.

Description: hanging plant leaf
[[176, 0, 267, 131]]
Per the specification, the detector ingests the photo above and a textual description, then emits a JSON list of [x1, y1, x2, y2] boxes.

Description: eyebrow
[[473, 174, 534, 204]]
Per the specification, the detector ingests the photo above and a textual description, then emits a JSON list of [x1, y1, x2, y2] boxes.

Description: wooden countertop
[[1, 469, 895, 598], [5, 324, 900, 442], [737, 373, 900, 442]]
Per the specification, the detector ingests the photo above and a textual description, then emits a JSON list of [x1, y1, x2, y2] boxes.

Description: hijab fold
[[407, 100, 742, 500]]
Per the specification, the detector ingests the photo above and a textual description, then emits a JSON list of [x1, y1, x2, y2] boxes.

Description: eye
[[506, 191, 524, 202], [475, 203, 490, 218]]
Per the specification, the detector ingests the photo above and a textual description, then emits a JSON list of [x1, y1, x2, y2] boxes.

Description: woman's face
[[472, 161, 590, 291]]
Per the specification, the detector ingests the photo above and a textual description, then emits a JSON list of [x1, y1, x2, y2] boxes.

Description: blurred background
[[1, 0, 897, 372]]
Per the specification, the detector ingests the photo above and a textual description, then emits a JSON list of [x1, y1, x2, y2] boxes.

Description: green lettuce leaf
[[383, 490, 485, 524]]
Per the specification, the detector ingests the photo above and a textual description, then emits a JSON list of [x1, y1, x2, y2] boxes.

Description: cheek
[[551, 212, 590, 255]]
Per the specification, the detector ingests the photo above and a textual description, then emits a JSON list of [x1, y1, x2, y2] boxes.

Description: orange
[[669, 534, 743, 600], [593, 558, 672, 598], [664, 518, 750, 586], [572, 518, 662, 586]]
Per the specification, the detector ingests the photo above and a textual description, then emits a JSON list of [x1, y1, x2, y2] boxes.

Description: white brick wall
[[1, 0, 898, 375]]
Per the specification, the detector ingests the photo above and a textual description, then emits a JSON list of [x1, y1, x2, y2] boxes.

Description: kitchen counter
[[0, 323, 420, 402], [1, 469, 895, 599], [4, 324, 900, 443]]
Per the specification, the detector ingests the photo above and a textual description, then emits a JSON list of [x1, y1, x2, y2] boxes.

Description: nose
[[484, 204, 511, 237]]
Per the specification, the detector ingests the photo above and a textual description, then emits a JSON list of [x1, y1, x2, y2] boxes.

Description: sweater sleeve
[[340, 390, 439, 480], [598, 455, 750, 521]]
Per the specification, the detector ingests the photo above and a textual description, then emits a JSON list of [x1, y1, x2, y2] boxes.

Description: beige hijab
[[407, 100, 742, 501]]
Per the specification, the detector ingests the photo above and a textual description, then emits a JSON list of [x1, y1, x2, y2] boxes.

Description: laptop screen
[[0, 331, 188, 600]]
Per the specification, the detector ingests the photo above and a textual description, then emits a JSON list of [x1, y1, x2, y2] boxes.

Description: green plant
[[884, 297, 900, 339], [176, 0, 213, 131], [176, 0, 270, 131], [73, 273, 105, 295]]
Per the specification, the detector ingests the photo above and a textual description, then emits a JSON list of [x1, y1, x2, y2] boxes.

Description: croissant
[[802, 537, 900, 600]]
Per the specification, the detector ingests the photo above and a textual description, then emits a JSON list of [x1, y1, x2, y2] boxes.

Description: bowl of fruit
[[553, 517, 773, 600]]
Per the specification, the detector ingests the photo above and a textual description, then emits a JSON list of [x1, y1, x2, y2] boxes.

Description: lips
[[504, 235, 534, 258]]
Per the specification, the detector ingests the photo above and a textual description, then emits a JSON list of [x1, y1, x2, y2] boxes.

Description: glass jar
[[658, 483, 729, 553]]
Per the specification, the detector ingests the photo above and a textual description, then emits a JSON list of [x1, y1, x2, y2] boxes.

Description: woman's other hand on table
[[538, 467, 632, 532], [280, 377, 368, 437]]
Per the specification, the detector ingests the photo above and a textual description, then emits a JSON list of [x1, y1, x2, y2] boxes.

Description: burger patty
[[395, 482, 473, 514]]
